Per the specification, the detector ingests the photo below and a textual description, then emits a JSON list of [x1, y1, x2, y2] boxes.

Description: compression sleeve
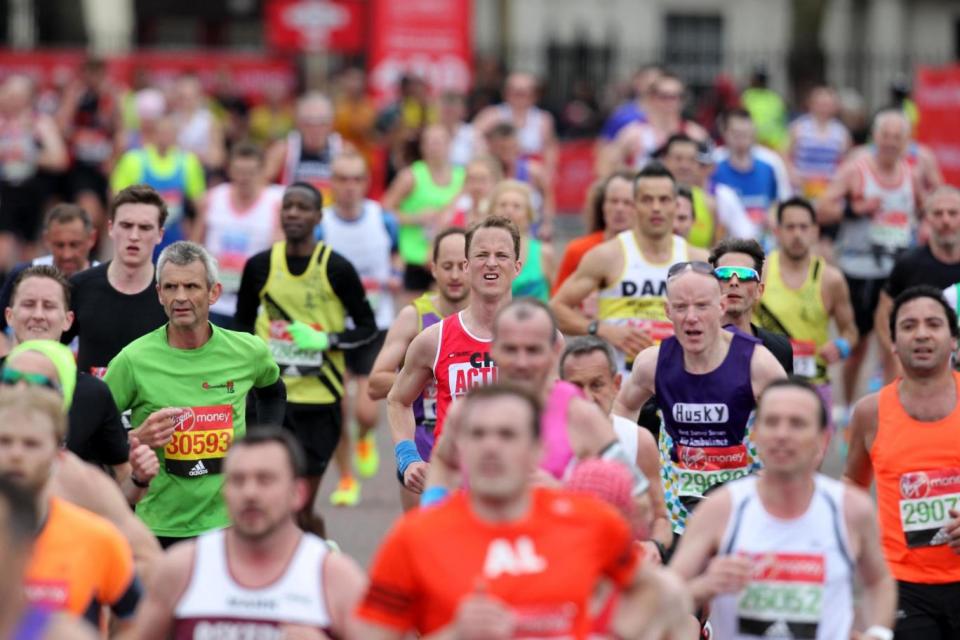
[[252, 377, 286, 427], [233, 251, 271, 333], [325, 251, 379, 350]]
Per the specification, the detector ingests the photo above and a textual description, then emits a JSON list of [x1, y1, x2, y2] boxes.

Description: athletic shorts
[[894, 579, 960, 639], [156, 535, 196, 550], [283, 402, 343, 477], [844, 274, 886, 338], [345, 330, 387, 376], [403, 264, 433, 292], [395, 423, 435, 484]]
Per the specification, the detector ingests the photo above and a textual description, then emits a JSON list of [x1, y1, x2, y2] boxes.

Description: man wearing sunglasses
[[614, 261, 786, 534], [708, 238, 795, 375]]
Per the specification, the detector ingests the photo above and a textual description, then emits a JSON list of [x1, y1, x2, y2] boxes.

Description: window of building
[[663, 13, 724, 98]]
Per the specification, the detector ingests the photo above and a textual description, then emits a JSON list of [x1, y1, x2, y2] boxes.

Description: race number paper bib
[[868, 210, 911, 249], [626, 317, 675, 344], [268, 320, 323, 377], [361, 276, 384, 313], [789, 339, 817, 379], [675, 443, 750, 500], [423, 380, 438, 424], [737, 552, 825, 639], [165, 405, 234, 478], [899, 468, 960, 548]]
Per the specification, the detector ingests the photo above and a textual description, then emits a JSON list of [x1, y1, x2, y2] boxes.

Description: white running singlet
[[709, 474, 854, 640], [173, 529, 334, 639]]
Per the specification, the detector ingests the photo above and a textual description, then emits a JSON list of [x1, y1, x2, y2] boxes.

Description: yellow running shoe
[[330, 476, 360, 506], [355, 433, 380, 478]]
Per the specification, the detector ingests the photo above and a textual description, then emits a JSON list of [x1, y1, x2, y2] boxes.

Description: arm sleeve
[[355, 523, 420, 630], [99, 526, 141, 619], [82, 376, 130, 465], [253, 339, 281, 388], [183, 153, 207, 200], [233, 252, 271, 334], [60, 272, 85, 346], [103, 350, 136, 412], [326, 252, 379, 350], [252, 377, 285, 427]]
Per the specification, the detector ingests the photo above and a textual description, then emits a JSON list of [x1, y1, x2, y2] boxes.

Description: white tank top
[[320, 199, 395, 329], [709, 474, 854, 640], [836, 157, 916, 279], [205, 183, 283, 317], [597, 231, 688, 373], [177, 109, 216, 158], [612, 415, 639, 467], [497, 104, 545, 156], [173, 529, 333, 639]]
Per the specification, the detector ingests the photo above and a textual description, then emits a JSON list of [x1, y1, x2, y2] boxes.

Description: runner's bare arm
[[368, 305, 420, 401], [386, 325, 438, 444], [323, 551, 368, 638], [749, 345, 788, 401], [53, 452, 162, 584], [843, 393, 880, 490], [821, 266, 859, 363], [381, 169, 418, 223], [262, 138, 287, 183], [596, 125, 636, 176], [815, 161, 856, 225], [668, 488, 743, 606], [35, 115, 69, 172], [45, 613, 99, 640], [846, 486, 897, 631], [612, 565, 696, 639], [636, 428, 673, 549], [873, 291, 896, 358], [549, 242, 611, 334], [128, 542, 195, 640], [613, 346, 659, 422]]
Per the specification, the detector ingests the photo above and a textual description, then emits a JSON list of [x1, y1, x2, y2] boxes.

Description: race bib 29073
[[899, 468, 960, 548]]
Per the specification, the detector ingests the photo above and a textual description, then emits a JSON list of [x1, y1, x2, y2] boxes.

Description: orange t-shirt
[[25, 497, 139, 623], [357, 488, 639, 637], [553, 231, 606, 295], [871, 374, 960, 583]]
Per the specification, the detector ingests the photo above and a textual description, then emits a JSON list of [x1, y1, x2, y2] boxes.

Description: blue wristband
[[420, 486, 449, 508], [834, 338, 852, 359], [395, 440, 423, 478]]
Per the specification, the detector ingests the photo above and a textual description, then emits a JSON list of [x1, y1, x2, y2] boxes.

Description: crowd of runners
[[1, 57, 960, 639]]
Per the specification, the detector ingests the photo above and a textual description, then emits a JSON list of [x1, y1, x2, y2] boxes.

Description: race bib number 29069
[[899, 468, 960, 548]]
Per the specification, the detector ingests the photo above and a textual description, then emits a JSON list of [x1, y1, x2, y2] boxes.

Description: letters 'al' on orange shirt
[[24, 497, 137, 623], [357, 487, 640, 637], [871, 374, 960, 584]]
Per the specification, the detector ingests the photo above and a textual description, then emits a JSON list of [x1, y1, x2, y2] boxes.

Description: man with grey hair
[[264, 91, 343, 197], [104, 240, 285, 548], [559, 335, 672, 559], [818, 109, 923, 406]]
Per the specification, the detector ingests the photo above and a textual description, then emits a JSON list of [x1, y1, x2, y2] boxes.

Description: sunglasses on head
[[714, 266, 761, 283], [0, 367, 60, 392], [667, 261, 716, 280]]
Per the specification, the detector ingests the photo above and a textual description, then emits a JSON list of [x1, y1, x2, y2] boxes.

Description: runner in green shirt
[[105, 241, 285, 547]]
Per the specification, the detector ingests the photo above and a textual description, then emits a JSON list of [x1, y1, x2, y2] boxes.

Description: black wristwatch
[[130, 474, 151, 489], [587, 320, 599, 336]]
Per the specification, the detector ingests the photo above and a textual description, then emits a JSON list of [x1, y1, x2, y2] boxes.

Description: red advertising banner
[[367, 0, 472, 103], [265, 0, 366, 54], [0, 50, 296, 102], [554, 139, 597, 214], [916, 65, 960, 186]]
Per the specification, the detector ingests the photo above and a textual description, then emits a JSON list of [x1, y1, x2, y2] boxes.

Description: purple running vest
[[654, 329, 757, 459]]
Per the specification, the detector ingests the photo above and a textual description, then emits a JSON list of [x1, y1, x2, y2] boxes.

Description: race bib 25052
[[737, 552, 825, 640], [164, 405, 234, 478]]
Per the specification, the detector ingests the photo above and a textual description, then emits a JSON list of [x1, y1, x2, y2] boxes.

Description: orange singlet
[[871, 373, 960, 584]]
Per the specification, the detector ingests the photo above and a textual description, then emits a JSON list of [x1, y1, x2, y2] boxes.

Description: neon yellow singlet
[[597, 230, 689, 373], [687, 186, 715, 249], [254, 242, 346, 404], [756, 250, 830, 383]]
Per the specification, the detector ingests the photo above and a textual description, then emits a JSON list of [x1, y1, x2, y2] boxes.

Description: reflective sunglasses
[[714, 266, 761, 283], [667, 261, 716, 280], [0, 367, 61, 392]]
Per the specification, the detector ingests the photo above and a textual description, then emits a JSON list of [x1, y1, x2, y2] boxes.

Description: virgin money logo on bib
[[175, 406, 233, 432], [672, 403, 729, 424], [901, 469, 960, 499], [677, 444, 746, 470], [901, 472, 930, 499]]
